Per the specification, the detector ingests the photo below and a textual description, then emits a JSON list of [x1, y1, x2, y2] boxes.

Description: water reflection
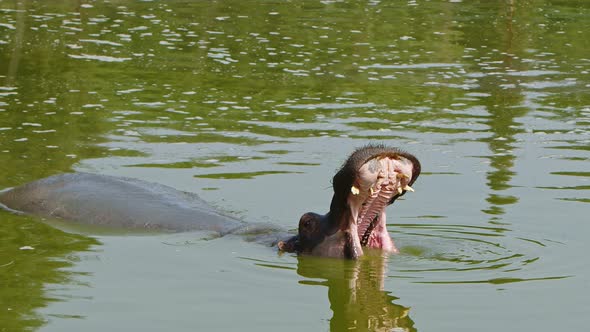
[[460, 0, 525, 221], [0, 211, 99, 331], [0, 0, 588, 330], [296, 254, 415, 332]]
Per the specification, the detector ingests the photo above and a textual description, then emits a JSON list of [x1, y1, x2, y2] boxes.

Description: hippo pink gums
[[0, 145, 420, 259]]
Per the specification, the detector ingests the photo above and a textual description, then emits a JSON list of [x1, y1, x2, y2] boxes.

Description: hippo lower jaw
[[279, 145, 421, 259]]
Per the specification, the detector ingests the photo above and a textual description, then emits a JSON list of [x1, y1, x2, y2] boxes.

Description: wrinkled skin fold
[[279, 144, 421, 259]]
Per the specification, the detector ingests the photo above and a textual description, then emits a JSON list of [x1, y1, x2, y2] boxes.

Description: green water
[[0, 0, 588, 331]]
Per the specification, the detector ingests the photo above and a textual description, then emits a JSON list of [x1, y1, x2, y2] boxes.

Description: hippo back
[[0, 173, 242, 233]]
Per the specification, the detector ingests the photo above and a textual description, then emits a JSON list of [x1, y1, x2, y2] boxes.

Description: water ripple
[[68, 54, 132, 62], [391, 223, 566, 285]]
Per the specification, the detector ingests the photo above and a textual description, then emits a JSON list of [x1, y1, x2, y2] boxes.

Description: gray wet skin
[[0, 173, 290, 244], [0, 173, 243, 233], [0, 145, 420, 259]]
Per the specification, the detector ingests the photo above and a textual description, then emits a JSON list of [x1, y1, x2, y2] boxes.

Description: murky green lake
[[1, 0, 589, 331]]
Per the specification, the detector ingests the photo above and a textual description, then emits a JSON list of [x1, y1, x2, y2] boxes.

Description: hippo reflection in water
[[0, 145, 420, 259]]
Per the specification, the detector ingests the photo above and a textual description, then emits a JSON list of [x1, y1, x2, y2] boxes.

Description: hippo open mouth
[[279, 145, 420, 259]]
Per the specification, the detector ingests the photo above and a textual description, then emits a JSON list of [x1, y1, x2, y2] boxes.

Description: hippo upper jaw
[[279, 145, 421, 259]]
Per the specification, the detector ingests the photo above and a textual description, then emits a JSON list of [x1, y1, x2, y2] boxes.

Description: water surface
[[0, 1, 588, 331]]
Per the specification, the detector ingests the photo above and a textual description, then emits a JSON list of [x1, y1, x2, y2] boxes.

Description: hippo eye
[[303, 219, 311, 228]]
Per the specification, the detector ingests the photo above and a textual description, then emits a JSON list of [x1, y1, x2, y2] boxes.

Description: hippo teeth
[[356, 172, 413, 247], [349, 153, 417, 249], [395, 184, 414, 194]]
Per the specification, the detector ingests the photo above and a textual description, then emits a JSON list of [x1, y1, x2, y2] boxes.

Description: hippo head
[[278, 145, 420, 259]]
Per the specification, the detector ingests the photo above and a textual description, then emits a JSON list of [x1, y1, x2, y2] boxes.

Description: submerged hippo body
[[0, 173, 244, 233], [0, 145, 420, 258]]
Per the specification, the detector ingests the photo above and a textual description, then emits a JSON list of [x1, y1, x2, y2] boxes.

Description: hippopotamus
[[0, 145, 420, 259]]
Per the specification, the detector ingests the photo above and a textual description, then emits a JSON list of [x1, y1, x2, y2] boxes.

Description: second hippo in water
[[0, 145, 420, 259]]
